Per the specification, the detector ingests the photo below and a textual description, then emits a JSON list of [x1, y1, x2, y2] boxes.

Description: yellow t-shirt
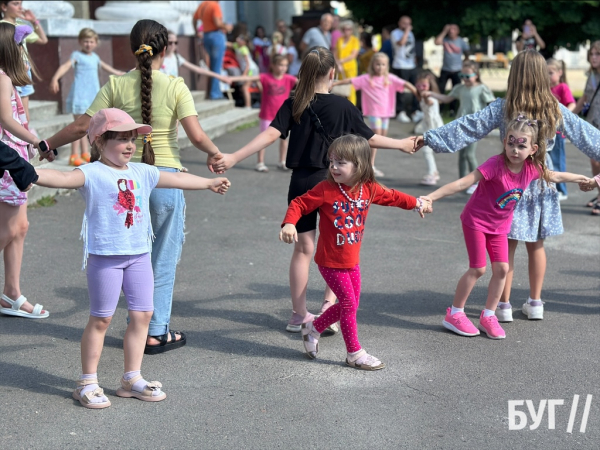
[[87, 70, 198, 169]]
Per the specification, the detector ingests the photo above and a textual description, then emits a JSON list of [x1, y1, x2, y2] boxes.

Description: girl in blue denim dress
[[416, 50, 600, 323]]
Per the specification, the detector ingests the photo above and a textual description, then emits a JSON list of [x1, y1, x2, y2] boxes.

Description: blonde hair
[[78, 28, 99, 42], [415, 70, 439, 101], [90, 130, 137, 163], [293, 46, 335, 123], [326, 134, 385, 199], [503, 113, 550, 184], [367, 52, 389, 87], [270, 31, 283, 59], [546, 58, 567, 84], [587, 41, 600, 75], [504, 50, 561, 161]]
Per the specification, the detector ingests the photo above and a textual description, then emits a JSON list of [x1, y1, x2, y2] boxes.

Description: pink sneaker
[[478, 312, 506, 339], [442, 307, 480, 336]]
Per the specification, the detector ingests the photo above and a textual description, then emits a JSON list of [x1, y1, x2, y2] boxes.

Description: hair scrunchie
[[14, 25, 32, 45], [143, 133, 152, 144], [135, 44, 153, 56]]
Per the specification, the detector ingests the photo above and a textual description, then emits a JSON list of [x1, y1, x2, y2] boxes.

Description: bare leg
[[242, 82, 251, 108], [0, 203, 41, 314], [452, 267, 486, 308], [81, 316, 112, 374], [525, 239, 546, 300], [123, 311, 152, 372], [485, 262, 510, 310], [257, 148, 265, 164], [499, 238, 519, 303], [289, 230, 333, 316], [591, 159, 600, 203]]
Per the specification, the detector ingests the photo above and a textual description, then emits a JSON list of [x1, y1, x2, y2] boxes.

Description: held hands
[[415, 196, 433, 218], [35, 140, 57, 162], [399, 137, 420, 154], [578, 177, 598, 192], [210, 153, 236, 173], [413, 136, 425, 152], [279, 223, 298, 244], [208, 177, 231, 194], [206, 152, 225, 173]]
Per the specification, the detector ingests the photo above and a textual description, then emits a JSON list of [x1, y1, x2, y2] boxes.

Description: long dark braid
[[130, 20, 168, 165]]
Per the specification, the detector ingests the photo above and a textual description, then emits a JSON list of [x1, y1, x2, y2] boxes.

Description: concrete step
[[28, 100, 60, 122], [191, 90, 205, 102], [195, 99, 234, 120], [180, 107, 259, 147]]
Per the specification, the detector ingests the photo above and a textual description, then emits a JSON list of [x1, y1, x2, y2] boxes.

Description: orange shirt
[[193, 1, 222, 33]]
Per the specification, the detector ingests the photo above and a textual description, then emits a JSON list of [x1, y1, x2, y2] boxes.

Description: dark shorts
[[287, 167, 328, 233]]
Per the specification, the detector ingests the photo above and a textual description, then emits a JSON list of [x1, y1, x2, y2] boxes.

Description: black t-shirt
[[270, 93, 375, 169]]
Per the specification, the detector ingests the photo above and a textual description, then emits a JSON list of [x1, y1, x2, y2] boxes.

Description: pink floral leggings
[[314, 264, 362, 353]]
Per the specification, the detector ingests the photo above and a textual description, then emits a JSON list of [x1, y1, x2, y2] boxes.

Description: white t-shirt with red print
[[77, 162, 160, 267]]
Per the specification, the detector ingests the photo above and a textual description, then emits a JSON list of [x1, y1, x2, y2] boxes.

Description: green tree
[[344, 0, 600, 51]]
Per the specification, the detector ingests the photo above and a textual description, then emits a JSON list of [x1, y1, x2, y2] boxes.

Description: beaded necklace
[[337, 183, 363, 205]]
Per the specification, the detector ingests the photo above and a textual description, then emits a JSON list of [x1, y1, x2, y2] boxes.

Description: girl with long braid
[[45, 19, 224, 354]]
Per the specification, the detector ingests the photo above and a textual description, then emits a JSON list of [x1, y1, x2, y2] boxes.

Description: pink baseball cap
[[88, 108, 152, 144]]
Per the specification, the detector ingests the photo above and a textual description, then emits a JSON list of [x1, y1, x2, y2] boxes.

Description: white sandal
[[0, 294, 49, 319], [346, 349, 385, 371], [72, 378, 111, 409], [301, 321, 320, 359], [116, 375, 166, 402]]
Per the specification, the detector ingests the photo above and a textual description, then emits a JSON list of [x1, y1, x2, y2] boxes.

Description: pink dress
[[0, 70, 31, 206]]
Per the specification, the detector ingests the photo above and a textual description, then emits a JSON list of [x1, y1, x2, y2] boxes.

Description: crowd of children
[[1, 7, 600, 412]]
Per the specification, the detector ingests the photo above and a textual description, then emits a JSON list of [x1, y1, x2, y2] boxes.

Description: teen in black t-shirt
[[216, 47, 417, 332]]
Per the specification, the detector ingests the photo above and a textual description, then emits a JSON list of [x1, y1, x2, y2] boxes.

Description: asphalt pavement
[[1, 119, 598, 449]]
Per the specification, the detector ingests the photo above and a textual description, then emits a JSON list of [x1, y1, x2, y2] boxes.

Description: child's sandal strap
[[120, 375, 163, 396], [81, 387, 107, 404], [76, 378, 99, 387]]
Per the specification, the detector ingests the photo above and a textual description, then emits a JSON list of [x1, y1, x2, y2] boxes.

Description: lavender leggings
[[314, 264, 362, 353], [86, 253, 154, 318]]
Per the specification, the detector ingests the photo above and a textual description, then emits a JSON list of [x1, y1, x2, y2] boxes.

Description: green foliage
[[28, 196, 57, 208], [344, 0, 600, 51]]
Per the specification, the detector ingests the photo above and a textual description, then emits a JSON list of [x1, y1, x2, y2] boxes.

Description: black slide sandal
[[144, 330, 187, 355]]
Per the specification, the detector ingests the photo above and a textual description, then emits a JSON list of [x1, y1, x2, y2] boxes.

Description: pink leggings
[[314, 264, 362, 353], [86, 253, 154, 317], [462, 224, 508, 268]]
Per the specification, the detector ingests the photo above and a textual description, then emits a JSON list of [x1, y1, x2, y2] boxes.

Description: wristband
[[414, 198, 423, 212], [39, 140, 57, 156]]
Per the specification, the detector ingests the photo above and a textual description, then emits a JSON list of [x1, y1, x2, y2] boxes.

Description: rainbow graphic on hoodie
[[496, 188, 523, 209]]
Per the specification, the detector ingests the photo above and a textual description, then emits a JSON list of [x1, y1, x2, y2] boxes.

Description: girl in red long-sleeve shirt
[[280, 135, 431, 370]]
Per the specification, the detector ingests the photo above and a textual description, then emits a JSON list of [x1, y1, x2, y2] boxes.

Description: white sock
[[527, 297, 540, 304], [451, 306, 464, 315], [79, 373, 108, 404], [482, 309, 495, 317]]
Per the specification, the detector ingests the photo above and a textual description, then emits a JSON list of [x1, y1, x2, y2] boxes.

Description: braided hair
[[130, 19, 168, 165]]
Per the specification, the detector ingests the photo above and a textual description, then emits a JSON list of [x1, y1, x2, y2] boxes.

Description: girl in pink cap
[[34, 108, 230, 409]]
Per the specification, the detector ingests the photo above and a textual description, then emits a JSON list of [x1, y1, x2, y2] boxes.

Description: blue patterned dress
[[423, 98, 600, 241]]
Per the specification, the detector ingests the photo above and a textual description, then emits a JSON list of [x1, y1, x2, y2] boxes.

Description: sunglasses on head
[[459, 72, 477, 79]]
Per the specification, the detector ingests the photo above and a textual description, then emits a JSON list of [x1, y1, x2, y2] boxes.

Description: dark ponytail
[[130, 19, 168, 165], [292, 46, 335, 123]]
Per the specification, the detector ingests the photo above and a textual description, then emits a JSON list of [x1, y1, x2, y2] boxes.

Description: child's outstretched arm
[[215, 126, 281, 172], [369, 135, 419, 154], [227, 74, 260, 84], [427, 170, 483, 202], [49, 60, 73, 94], [332, 78, 353, 86], [35, 168, 85, 189], [179, 116, 224, 173], [100, 60, 125, 76], [156, 171, 230, 194], [181, 61, 231, 83], [548, 171, 590, 184], [423, 90, 456, 104], [403, 81, 418, 97]]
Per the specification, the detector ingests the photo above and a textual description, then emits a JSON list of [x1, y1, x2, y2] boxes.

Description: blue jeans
[[203, 31, 226, 99], [550, 133, 567, 195], [148, 167, 185, 336]]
